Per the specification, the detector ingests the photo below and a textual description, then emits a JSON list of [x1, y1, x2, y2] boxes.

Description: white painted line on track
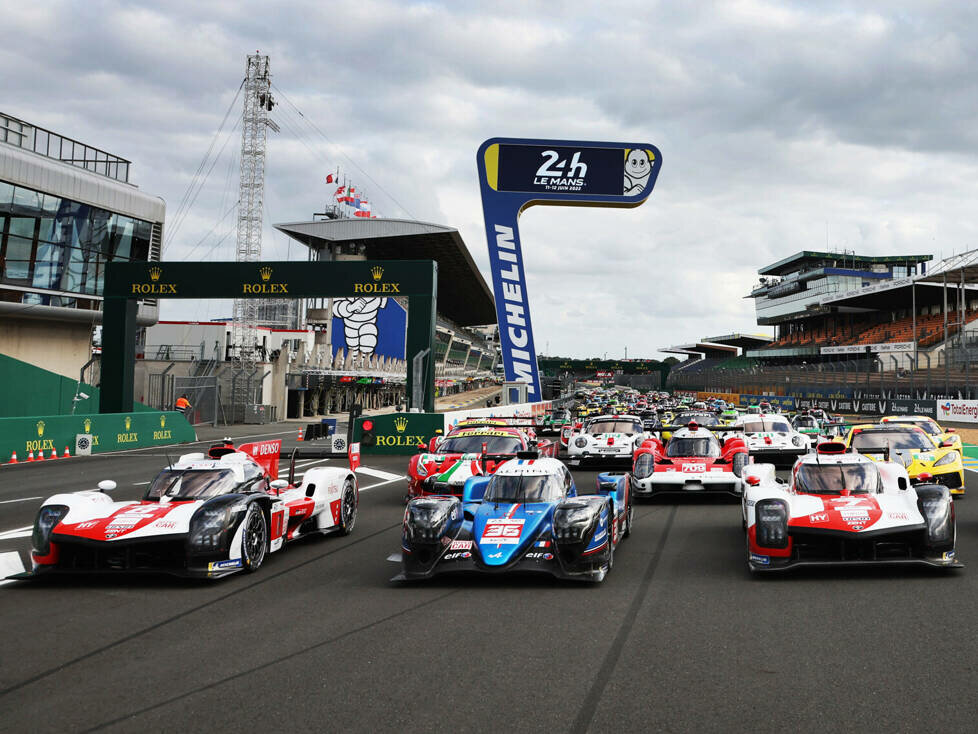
[[133, 481, 151, 485], [356, 466, 402, 481], [360, 476, 406, 491], [0, 526, 33, 541], [0, 550, 25, 586], [293, 458, 330, 469], [0, 497, 41, 505]]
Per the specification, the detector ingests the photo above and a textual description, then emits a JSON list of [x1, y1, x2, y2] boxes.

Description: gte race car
[[631, 422, 748, 498], [844, 423, 964, 495], [566, 414, 649, 466], [407, 423, 556, 500], [880, 415, 963, 456], [743, 443, 961, 572], [393, 455, 632, 583], [734, 414, 810, 466], [537, 407, 573, 436], [17, 440, 359, 579]]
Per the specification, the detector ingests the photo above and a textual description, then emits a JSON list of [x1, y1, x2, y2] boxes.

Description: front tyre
[[241, 504, 268, 573], [338, 478, 358, 536]]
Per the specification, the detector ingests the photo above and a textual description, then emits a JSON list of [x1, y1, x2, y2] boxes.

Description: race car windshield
[[666, 437, 720, 458], [146, 469, 239, 500], [741, 420, 791, 433], [795, 463, 881, 495], [852, 430, 932, 451], [550, 410, 568, 420], [485, 474, 561, 503], [794, 417, 819, 428], [439, 436, 523, 454], [676, 412, 719, 427], [888, 419, 940, 435], [588, 420, 643, 435]]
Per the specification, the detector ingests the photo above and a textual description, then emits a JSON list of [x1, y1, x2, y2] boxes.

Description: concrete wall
[[0, 316, 92, 380]]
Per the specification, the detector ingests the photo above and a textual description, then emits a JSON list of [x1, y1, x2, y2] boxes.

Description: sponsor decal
[[443, 551, 471, 561], [525, 552, 554, 560], [534, 540, 550, 548], [488, 552, 503, 559], [242, 265, 289, 295], [887, 512, 910, 521], [75, 521, 99, 530], [132, 265, 178, 295], [809, 513, 829, 524], [208, 559, 243, 571], [481, 518, 525, 545], [682, 463, 707, 473], [749, 553, 771, 565], [943, 550, 956, 560], [449, 540, 473, 550], [154, 521, 177, 530]]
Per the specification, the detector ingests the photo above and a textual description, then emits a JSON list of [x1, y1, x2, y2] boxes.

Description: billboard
[[937, 400, 978, 424], [331, 296, 406, 361]]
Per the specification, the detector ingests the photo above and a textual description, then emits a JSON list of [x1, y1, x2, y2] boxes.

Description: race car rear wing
[[656, 424, 744, 433], [286, 446, 361, 486], [449, 421, 541, 430]]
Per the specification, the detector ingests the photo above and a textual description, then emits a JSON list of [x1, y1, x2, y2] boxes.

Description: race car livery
[[537, 408, 573, 436], [734, 413, 810, 466], [844, 423, 964, 495], [566, 415, 649, 466], [631, 423, 748, 497], [743, 442, 961, 572], [880, 415, 963, 456], [19, 440, 359, 579], [394, 456, 632, 582]]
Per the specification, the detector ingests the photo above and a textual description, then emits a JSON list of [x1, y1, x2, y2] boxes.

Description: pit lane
[[1, 435, 976, 733]]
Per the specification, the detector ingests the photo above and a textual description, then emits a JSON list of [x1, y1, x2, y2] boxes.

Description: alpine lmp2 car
[[393, 454, 632, 582], [631, 422, 748, 498], [566, 414, 649, 466], [743, 442, 961, 572], [16, 439, 360, 579]]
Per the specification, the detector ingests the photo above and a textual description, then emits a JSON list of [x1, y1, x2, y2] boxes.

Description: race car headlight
[[633, 453, 654, 480], [404, 498, 454, 543], [934, 453, 957, 467], [553, 505, 597, 543], [574, 437, 588, 449], [919, 495, 953, 545], [755, 499, 789, 549], [791, 435, 803, 447], [190, 506, 230, 551], [32, 505, 68, 556]]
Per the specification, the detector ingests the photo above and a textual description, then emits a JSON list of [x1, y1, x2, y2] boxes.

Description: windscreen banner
[[477, 138, 662, 401]]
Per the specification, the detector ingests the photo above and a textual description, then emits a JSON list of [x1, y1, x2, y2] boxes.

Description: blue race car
[[393, 453, 632, 582]]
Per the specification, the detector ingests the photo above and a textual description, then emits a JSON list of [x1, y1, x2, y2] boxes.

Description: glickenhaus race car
[[566, 414, 649, 466], [742, 442, 961, 572], [393, 455, 632, 583], [16, 439, 360, 580], [631, 422, 748, 498]]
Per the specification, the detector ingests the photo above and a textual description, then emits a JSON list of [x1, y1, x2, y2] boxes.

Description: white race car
[[16, 439, 359, 579], [734, 413, 811, 467], [743, 442, 961, 572], [566, 414, 648, 466]]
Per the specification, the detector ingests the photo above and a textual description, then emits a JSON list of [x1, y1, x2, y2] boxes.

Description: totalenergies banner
[[696, 391, 740, 404], [477, 138, 662, 401], [937, 400, 978, 424]]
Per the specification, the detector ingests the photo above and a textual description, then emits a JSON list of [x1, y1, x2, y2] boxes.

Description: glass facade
[[0, 179, 152, 307]]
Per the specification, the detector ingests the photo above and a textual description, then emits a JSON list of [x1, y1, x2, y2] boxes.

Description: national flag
[[354, 209, 370, 218], [334, 185, 345, 201], [325, 173, 335, 184]]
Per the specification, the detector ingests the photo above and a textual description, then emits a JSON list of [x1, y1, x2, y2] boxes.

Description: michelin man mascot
[[623, 148, 653, 196], [332, 296, 388, 355]]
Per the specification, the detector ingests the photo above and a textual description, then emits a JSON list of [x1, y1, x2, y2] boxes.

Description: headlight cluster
[[633, 453, 654, 480], [791, 435, 803, 447], [755, 499, 789, 549], [554, 504, 597, 543], [574, 437, 588, 449], [32, 505, 68, 555], [934, 453, 957, 467], [404, 499, 455, 542], [189, 506, 230, 551], [920, 496, 953, 545]]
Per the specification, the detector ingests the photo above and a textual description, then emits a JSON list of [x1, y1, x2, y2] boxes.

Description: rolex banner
[[353, 412, 446, 455], [0, 411, 196, 462]]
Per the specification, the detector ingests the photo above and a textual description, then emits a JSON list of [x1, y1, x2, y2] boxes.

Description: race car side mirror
[[745, 476, 761, 487], [98, 480, 117, 492], [898, 477, 908, 490], [270, 479, 289, 491], [946, 428, 956, 433], [940, 440, 954, 448]]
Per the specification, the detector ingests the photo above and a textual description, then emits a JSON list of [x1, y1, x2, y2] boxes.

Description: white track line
[[0, 526, 33, 541], [292, 458, 331, 469], [356, 467, 402, 481], [360, 476, 406, 491], [0, 551, 25, 586], [0, 497, 41, 505]]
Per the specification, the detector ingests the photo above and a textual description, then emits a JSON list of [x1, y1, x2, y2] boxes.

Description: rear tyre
[[241, 504, 268, 573], [338, 478, 358, 536]]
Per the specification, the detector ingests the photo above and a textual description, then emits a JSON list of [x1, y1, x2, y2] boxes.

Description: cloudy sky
[[5, 0, 978, 359]]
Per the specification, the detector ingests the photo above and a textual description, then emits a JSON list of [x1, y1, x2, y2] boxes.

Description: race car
[[719, 408, 740, 425], [844, 423, 964, 495], [880, 415, 963, 456], [537, 407, 573, 436], [734, 413, 811, 467], [407, 422, 556, 499], [393, 454, 632, 582], [631, 422, 748, 498], [743, 442, 961, 572], [566, 414, 649, 466], [17, 439, 360, 579], [791, 412, 824, 442]]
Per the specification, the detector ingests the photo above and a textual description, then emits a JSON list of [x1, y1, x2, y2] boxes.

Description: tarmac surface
[[1, 424, 977, 733]]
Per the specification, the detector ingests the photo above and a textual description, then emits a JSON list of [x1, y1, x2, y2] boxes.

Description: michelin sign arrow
[[477, 138, 662, 398]]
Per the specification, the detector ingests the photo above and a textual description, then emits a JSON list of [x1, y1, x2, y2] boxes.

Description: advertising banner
[[887, 399, 938, 419], [739, 394, 795, 410], [697, 391, 740, 404], [477, 138, 662, 401], [936, 400, 978, 424], [353, 412, 445, 455]]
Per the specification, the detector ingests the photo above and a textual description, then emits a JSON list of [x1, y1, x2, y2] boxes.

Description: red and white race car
[[17, 439, 360, 580], [631, 422, 748, 497], [406, 421, 556, 500]]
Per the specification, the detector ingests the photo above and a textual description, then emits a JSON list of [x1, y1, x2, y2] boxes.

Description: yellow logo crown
[[149, 266, 162, 282], [160, 415, 166, 428], [260, 266, 273, 282], [124, 416, 132, 431], [393, 416, 408, 433], [371, 266, 384, 281], [36, 420, 45, 437], [83, 418, 92, 433]]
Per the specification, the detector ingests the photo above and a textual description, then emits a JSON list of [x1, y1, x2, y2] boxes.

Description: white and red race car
[[566, 414, 649, 466], [16, 439, 360, 580], [742, 442, 961, 572]]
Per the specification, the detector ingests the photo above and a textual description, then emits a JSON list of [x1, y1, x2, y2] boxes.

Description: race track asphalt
[[1, 431, 977, 733]]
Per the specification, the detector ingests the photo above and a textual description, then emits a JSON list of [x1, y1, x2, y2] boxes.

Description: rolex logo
[[149, 266, 162, 282], [393, 416, 408, 433], [160, 415, 166, 428], [371, 266, 384, 281], [36, 420, 45, 438], [260, 266, 273, 282], [125, 416, 132, 431], [84, 418, 92, 433]]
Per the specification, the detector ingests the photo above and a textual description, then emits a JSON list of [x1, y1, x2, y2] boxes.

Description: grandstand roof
[[820, 278, 978, 311], [274, 218, 495, 326], [703, 333, 772, 350], [917, 248, 978, 285], [758, 250, 932, 277], [661, 342, 738, 358]]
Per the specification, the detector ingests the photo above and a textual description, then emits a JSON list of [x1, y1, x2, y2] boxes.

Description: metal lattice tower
[[232, 53, 273, 364]]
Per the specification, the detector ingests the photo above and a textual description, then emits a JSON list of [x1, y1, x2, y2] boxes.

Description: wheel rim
[[244, 508, 266, 566], [342, 483, 356, 530]]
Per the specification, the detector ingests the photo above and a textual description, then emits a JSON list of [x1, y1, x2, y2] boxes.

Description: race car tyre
[[623, 490, 634, 538], [241, 504, 268, 573], [733, 453, 747, 477], [606, 500, 615, 571], [338, 478, 358, 536]]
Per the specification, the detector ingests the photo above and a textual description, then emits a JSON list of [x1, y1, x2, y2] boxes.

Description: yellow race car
[[880, 415, 963, 456], [845, 423, 964, 495]]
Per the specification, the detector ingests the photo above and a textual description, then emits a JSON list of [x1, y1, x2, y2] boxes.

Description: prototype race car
[[631, 422, 748, 497], [407, 422, 556, 500], [566, 414, 649, 466], [393, 455, 632, 582], [743, 442, 961, 572], [17, 440, 360, 579], [844, 423, 964, 495], [734, 413, 810, 467]]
